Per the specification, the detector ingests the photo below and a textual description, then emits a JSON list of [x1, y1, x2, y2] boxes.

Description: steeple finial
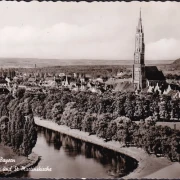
[[137, 8, 143, 33]]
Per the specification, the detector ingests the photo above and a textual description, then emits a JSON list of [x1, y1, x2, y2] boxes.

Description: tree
[[112, 93, 125, 118], [51, 103, 64, 124], [81, 113, 97, 132], [134, 97, 144, 120], [159, 96, 171, 121], [6, 98, 37, 156], [124, 94, 135, 120], [16, 88, 26, 99], [96, 113, 112, 138], [0, 116, 9, 144], [106, 121, 117, 140]]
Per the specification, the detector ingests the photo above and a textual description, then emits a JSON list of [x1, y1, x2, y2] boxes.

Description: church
[[106, 10, 179, 97], [132, 10, 166, 91]]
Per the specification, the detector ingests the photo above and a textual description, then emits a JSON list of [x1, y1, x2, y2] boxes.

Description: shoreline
[[34, 117, 174, 178], [0, 145, 40, 177]]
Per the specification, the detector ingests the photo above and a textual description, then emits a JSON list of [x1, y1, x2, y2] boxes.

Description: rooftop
[[145, 66, 166, 81]]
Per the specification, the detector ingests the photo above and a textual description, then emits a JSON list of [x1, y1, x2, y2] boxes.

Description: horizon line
[[0, 57, 175, 61]]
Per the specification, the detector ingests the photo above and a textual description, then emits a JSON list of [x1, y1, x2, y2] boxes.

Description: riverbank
[[34, 117, 175, 178], [0, 144, 40, 177], [144, 162, 180, 179]]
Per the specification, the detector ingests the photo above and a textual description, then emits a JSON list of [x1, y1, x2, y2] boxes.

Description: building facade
[[132, 10, 146, 90]]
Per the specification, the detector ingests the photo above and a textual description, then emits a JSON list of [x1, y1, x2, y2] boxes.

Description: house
[[0, 77, 7, 87]]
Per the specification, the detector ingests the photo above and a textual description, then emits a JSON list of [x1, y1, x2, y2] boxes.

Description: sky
[[0, 1, 180, 61]]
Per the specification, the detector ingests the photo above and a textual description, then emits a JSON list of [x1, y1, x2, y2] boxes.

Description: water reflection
[[14, 126, 137, 178], [39, 127, 137, 177]]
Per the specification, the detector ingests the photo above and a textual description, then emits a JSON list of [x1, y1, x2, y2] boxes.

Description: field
[[0, 58, 173, 68]]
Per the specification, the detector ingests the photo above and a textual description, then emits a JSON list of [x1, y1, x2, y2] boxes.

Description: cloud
[[146, 38, 180, 60], [0, 22, 133, 60], [0, 19, 180, 61]]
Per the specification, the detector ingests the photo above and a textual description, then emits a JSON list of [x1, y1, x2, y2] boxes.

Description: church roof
[[145, 66, 166, 81]]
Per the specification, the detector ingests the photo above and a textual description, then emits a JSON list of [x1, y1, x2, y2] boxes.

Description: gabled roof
[[145, 66, 166, 81]]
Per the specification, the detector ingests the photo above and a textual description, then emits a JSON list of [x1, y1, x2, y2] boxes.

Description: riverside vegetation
[[32, 88, 180, 162], [0, 88, 180, 161], [0, 88, 37, 156]]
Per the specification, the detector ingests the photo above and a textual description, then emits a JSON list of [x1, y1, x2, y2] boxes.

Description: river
[[14, 127, 138, 178]]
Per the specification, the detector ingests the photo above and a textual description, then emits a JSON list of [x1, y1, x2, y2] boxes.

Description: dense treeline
[[32, 90, 180, 121], [0, 89, 37, 156], [29, 89, 180, 162], [1, 87, 179, 160]]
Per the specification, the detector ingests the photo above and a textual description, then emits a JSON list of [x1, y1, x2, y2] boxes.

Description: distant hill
[[172, 58, 180, 65], [168, 58, 180, 70], [0, 58, 173, 68]]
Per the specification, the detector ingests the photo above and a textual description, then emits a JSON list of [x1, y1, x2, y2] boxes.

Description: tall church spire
[[133, 9, 146, 90], [137, 8, 143, 33]]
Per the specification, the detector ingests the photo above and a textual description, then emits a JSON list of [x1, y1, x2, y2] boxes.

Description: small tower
[[65, 75, 69, 87], [35, 64, 37, 81], [133, 9, 146, 90]]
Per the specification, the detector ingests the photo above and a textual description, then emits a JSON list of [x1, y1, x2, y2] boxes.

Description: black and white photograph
[[0, 1, 180, 179]]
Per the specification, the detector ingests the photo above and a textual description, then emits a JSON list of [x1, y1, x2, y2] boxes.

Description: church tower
[[133, 9, 146, 90]]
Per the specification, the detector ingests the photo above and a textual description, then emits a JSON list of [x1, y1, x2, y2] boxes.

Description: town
[[0, 63, 180, 99]]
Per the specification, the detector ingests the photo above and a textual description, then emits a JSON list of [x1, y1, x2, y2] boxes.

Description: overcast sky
[[0, 1, 180, 61]]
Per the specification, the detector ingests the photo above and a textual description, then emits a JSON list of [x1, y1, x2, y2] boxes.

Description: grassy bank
[[35, 117, 175, 179]]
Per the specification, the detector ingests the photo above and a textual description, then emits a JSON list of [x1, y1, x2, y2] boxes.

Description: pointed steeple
[[133, 9, 146, 90], [137, 8, 143, 33]]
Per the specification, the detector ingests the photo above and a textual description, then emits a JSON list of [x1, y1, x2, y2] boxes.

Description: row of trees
[[27, 89, 180, 162], [0, 89, 37, 156], [1, 88, 179, 160], [32, 90, 180, 122]]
